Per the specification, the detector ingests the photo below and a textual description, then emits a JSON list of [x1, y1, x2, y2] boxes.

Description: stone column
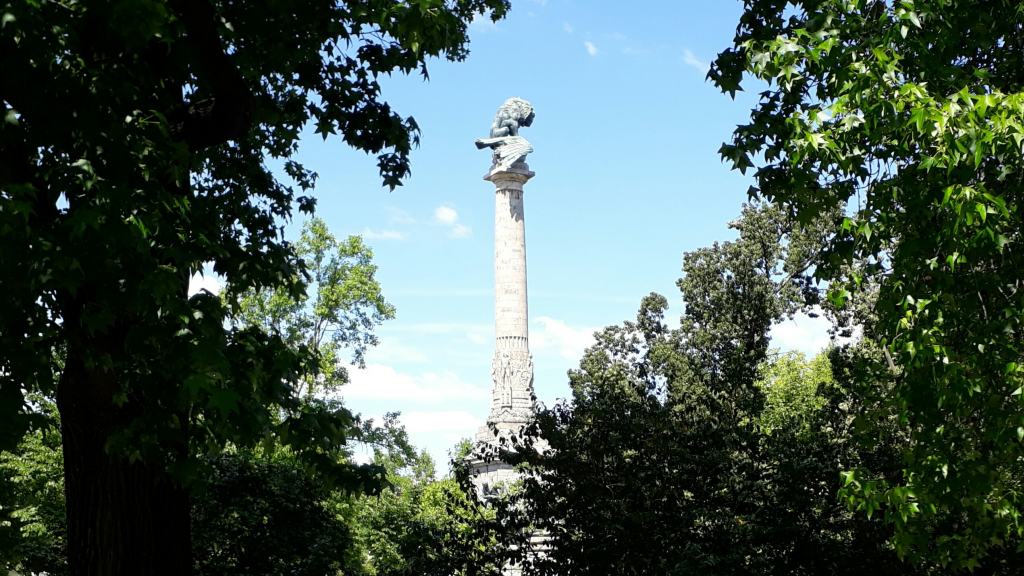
[[481, 161, 536, 440]]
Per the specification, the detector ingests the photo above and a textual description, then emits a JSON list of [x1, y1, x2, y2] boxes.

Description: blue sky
[[192, 0, 832, 470]]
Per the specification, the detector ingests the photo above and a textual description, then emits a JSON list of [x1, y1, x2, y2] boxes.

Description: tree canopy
[[713, 0, 1024, 567], [491, 205, 914, 575], [0, 0, 508, 572], [352, 448, 506, 576], [230, 217, 395, 396]]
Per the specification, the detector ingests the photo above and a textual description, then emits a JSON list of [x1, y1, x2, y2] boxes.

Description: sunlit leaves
[[714, 0, 1024, 566], [756, 351, 832, 435], [352, 451, 504, 576], [229, 218, 395, 397]]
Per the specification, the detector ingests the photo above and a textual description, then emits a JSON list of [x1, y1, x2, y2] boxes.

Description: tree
[[353, 446, 507, 576], [752, 346, 916, 576], [0, 0, 508, 572], [498, 204, 908, 575], [191, 453, 356, 576], [0, 401, 66, 576], [0, 209, 411, 576], [230, 217, 395, 396], [756, 351, 830, 436], [2, 440, 393, 576], [0, 408, 417, 576], [712, 0, 1024, 566]]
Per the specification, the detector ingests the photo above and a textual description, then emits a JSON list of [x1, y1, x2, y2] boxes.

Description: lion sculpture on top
[[475, 97, 535, 175], [484, 97, 535, 138]]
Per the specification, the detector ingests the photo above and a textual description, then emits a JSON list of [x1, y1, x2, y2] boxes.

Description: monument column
[[471, 96, 538, 443], [470, 97, 543, 576], [485, 162, 536, 436]]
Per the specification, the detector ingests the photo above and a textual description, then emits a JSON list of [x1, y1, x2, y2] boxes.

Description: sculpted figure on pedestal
[[475, 97, 535, 174]]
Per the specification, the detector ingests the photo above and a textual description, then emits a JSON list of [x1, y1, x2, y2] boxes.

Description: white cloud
[[342, 363, 488, 404], [683, 48, 707, 74], [451, 223, 472, 239], [434, 205, 459, 225], [362, 228, 405, 241], [350, 447, 377, 465], [584, 41, 599, 57], [531, 316, 598, 361], [770, 310, 832, 356], [187, 270, 222, 296], [563, 22, 574, 34], [433, 204, 472, 239], [385, 206, 415, 225], [400, 410, 483, 434]]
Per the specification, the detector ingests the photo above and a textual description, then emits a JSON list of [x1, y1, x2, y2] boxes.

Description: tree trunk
[[57, 349, 192, 576]]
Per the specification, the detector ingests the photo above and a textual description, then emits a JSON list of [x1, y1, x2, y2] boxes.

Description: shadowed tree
[[0, 0, 508, 573], [492, 204, 916, 576]]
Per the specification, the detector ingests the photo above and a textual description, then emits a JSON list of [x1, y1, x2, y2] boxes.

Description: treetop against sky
[[190, 0, 832, 469]]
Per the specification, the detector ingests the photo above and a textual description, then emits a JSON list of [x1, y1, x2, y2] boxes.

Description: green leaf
[[209, 389, 241, 416]]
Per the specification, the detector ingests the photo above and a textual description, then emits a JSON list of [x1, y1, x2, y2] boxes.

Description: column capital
[[484, 161, 535, 190]]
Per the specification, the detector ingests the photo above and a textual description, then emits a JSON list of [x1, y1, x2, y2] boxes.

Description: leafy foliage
[[229, 217, 395, 396], [0, 415, 495, 576], [0, 402, 66, 576], [756, 350, 830, 436], [0, 0, 509, 476], [352, 450, 504, 576], [191, 453, 355, 576], [753, 344, 915, 576], [494, 204, 913, 575], [0, 0, 508, 569], [2, 443, 397, 576], [713, 0, 1024, 566]]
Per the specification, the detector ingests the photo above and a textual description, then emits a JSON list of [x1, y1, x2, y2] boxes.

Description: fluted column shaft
[[494, 185, 528, 343], [485, 162, 535, 429]]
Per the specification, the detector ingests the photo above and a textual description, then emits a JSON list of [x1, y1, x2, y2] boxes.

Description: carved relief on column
[[489, 345, 535, 423]]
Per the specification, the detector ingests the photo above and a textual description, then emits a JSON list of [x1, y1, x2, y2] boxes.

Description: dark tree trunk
[[57, 349, 191, 576], [47, 2, 250, 572]]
